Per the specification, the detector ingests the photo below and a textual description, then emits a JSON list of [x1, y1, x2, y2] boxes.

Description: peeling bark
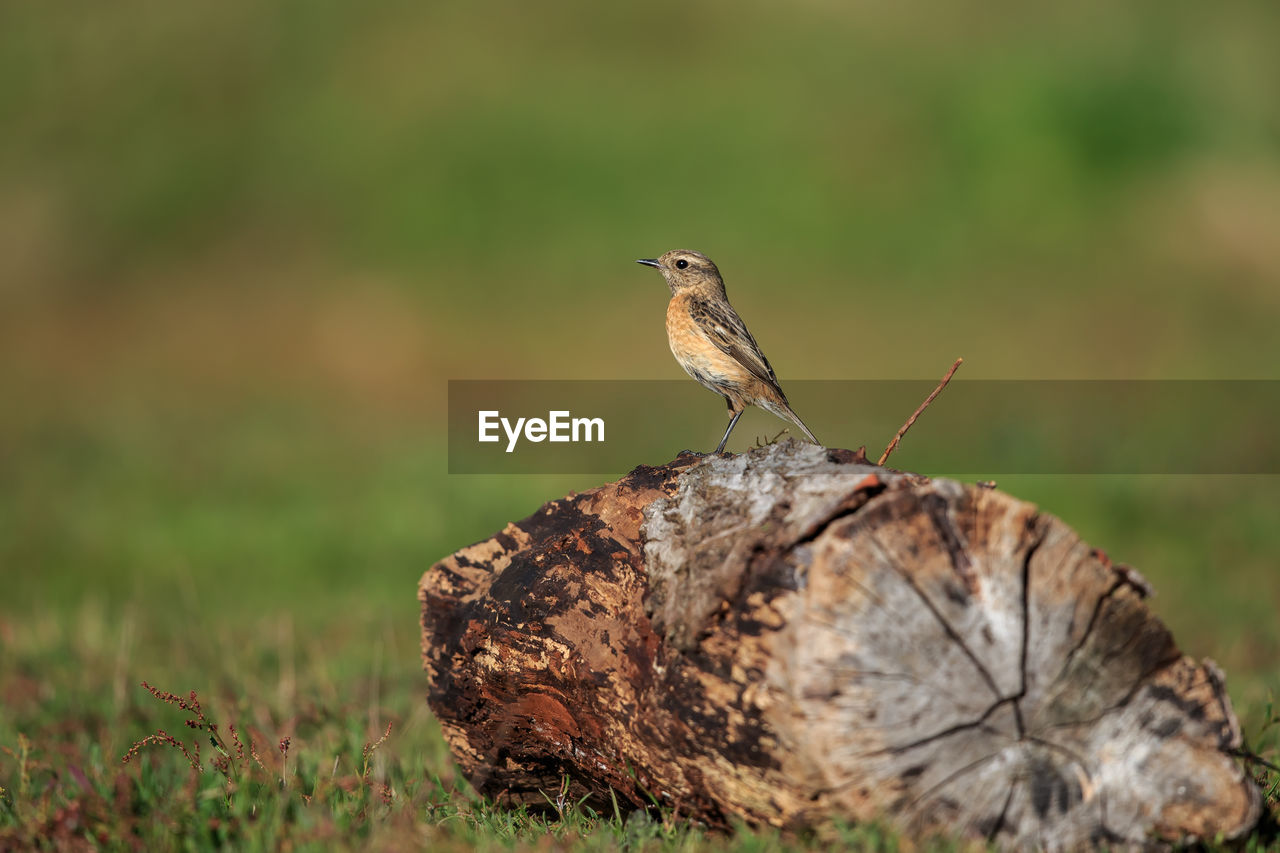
[[419, 442, 1260, 849]]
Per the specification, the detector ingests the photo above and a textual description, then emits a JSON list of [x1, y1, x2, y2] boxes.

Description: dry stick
[[878, 357, 963, 466]]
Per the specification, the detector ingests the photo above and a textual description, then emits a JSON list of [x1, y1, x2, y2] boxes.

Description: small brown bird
[[637, 249, 820, 453]]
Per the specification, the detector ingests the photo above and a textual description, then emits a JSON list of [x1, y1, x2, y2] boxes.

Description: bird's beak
[[635, 258, 661, 269]]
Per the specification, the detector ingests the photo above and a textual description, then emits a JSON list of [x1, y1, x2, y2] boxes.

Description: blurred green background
[[2, 0, 1278, 821]]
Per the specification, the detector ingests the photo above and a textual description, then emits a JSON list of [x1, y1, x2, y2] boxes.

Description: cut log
[[419, 441, 1260, 849]]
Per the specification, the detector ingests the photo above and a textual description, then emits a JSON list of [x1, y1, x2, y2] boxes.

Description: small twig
[[1230, 747, 1280, 773], [878, 357, 963, 466], [754, 428, 790, 449]]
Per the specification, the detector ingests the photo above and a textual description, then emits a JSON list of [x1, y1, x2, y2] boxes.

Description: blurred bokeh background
[[2, 0, 1278, 775]]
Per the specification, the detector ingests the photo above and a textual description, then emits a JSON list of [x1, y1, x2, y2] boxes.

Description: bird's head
[[636, 250, 724, 295]]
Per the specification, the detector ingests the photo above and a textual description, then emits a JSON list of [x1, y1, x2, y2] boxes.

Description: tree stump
[[419, 441, 1260, 848]]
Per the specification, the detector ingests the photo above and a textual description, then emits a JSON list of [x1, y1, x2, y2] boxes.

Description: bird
[[636, 249, 821, 454]]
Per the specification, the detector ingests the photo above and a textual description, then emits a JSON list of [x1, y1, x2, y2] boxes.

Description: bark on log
[[419, 441, 1260, 849]]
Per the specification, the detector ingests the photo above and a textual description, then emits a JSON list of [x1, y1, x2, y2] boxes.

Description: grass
[[2, 630, 1276, 851], [0, 638, 939, 851]]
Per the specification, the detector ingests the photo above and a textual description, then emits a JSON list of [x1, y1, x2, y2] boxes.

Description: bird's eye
[[675, 259, 689, 269]]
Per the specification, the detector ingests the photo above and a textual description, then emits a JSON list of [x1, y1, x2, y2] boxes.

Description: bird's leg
[[715, 409, 744, 454]]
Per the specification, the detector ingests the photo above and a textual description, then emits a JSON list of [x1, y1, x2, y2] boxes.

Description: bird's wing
[[688, 295, 786, 396]]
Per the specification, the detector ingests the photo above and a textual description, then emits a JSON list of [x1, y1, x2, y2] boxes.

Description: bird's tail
[[762, 399, 820, 446], [784, 405, 821, 446]]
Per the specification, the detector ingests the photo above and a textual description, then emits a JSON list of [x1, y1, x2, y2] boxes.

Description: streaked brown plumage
[[636, 249, 820, 453]]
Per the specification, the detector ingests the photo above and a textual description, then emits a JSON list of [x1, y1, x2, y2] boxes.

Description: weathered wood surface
[[419, 441, 1260, 849]]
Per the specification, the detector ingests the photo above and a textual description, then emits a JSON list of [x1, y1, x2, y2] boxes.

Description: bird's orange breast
[[665, 293, 753, 389]]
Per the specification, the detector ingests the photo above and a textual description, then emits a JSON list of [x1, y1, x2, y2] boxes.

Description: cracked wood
[[419, 441, 1260, 849]]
